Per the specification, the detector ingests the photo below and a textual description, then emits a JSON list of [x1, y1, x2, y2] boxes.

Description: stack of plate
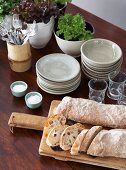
[[36, 53, 81, 95], [81, 38, 123, 80]]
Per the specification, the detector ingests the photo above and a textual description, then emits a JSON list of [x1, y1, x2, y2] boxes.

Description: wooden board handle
[[8, 112, 47, 132]]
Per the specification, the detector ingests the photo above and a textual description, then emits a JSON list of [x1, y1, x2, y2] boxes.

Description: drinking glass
[[118, 85, 126, 105], [88, 79, 108, 103], [107, 71, 126, 100]]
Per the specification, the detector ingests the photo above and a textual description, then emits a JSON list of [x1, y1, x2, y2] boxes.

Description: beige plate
[[36, 53, 80, 82], [37, 78, 81, 95]]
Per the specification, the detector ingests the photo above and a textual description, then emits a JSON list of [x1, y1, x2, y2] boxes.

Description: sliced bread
[[46, 124, 68, 147], [87, 129, 126, 159], [43, 114, 66, 138], [60, 123, 85, 151], [80, 125, 103, 152], [70, 129, 89, 155]]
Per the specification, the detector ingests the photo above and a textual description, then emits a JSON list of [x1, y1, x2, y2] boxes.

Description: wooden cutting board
[[39, 100, 126, 170]]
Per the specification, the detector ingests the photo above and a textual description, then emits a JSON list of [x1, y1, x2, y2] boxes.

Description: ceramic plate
[[36, 69, 81, 85], [37, 78, 81, 95], [36, 53, 80, 82], [37, 72, 81, 90]]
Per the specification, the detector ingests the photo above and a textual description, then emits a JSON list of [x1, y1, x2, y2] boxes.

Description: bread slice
[[46, 124, 68, 147], [70, 129, 88, 155], [60, 123, 85, 151], [43, 114, 66, 138], [87, 129, 126, 159], [80, 126, 103, 152]]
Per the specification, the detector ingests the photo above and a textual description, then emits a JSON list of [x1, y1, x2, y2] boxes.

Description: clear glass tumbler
[[118, 85, 126, 105], [88, 79, 108, 103], [107, 71, 126, 100]]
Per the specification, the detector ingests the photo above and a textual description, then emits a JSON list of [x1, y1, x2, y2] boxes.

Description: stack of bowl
[[81, 38, 122, 80], [36, 53, 81, 95]]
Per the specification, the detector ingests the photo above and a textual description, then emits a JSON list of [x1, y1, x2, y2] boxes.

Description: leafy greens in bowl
[[56, 13, 93, 41]]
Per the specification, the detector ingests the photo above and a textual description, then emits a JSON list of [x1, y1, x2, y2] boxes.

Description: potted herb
[[54, 13, 94, 57], [0, 0, 20, 22], [11, 0, 60, 48]]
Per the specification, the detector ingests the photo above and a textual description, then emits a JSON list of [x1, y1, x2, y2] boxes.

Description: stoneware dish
[[10, 81, 28, 97], [81, 38, 122, 67], [25, 91, 42, 109], [36, 53, 80, 82]]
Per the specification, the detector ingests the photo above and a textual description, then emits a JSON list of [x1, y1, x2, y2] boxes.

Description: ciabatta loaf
[[80, 126, 103, 152], [70, 129, 88, 155], [60, 123, 84, 151], [46, 125, 68, 147], [55, 96, 126, 128], [87, 129, 126, 159], [43, 114, 66, 138]]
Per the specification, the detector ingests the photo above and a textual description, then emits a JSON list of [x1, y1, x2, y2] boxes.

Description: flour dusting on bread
[[55, 96, 126, 128], [87, 129, 126, 158]]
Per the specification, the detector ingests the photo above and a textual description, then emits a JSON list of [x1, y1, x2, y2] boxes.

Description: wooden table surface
[[0, 3, 126, 170]]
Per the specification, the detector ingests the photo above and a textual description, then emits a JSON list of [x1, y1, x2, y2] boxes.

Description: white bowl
[[29, 17, 54, 49], [81, 56, 123, 72], [54, 32, 85, 57], [54, 22, 94, 57], [81, 38, 122, 67]]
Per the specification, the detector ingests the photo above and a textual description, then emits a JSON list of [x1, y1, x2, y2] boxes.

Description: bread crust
[[70, 129, 88, 155], [55, 96, 126, 128], [43, 114, 66, 138], [80, 126, 103, 152], [87, 129, 126, 158]]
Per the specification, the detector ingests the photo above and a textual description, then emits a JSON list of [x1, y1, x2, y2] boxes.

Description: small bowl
[[25, 91, 42, 109], [10, 81, 28, 97]]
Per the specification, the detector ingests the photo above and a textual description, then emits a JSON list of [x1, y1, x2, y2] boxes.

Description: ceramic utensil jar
[[7, 41, 31, 72]]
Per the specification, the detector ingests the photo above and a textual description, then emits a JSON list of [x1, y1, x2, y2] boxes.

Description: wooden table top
[[0, 3, 126, 170]]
